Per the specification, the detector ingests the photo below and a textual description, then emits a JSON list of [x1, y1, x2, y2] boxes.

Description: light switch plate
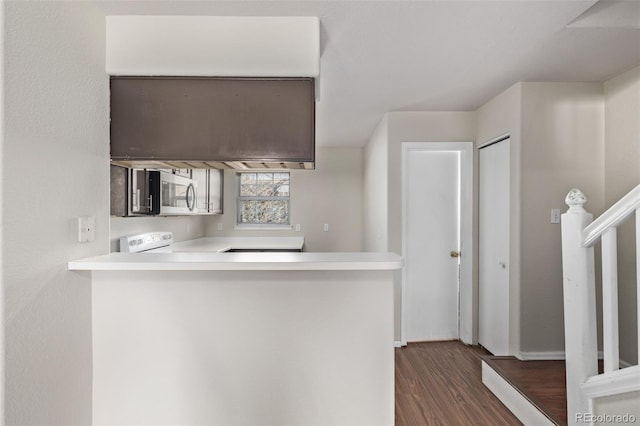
[[550, 209, 561, 224], [323, 223, 329, 232], [78, 216, 95, 242]]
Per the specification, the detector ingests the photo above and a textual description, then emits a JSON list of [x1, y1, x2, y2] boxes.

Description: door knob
[[450, 251, 461, 258]]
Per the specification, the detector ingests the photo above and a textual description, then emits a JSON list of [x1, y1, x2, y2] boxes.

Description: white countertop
[[68, 251, 403, 271], [70, 236, 401, 271]]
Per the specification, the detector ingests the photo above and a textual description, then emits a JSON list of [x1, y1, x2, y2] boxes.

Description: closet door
[[479, 138, 510, 355]]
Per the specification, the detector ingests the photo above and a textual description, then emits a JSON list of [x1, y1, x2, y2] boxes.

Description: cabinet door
[[209, 169, 223, 214], [110, 165, 128, 217], [191, 169, 210, 214], [191, 169, 223, 215]]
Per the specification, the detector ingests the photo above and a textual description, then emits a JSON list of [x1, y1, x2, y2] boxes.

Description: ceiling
[[105, 0, 640, 147]]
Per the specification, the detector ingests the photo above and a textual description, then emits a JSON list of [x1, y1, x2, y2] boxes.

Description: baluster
[[601, 227, 619, 372]]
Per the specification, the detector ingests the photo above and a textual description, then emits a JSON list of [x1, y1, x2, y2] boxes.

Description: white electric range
[[119, 232, 175, 253]]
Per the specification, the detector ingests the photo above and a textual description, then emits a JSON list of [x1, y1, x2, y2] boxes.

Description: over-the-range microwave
[[130, 169, 197, 216]]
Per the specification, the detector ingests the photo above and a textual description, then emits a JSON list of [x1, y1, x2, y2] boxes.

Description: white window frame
[[235, 171, 292, 230]]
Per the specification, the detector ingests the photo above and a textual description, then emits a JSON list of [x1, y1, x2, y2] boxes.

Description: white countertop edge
[[67, 262, 402, 271], [68, 252, 403, 271]]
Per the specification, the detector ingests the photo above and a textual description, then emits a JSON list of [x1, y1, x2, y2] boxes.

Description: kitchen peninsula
[[68, 250, 402, 425]]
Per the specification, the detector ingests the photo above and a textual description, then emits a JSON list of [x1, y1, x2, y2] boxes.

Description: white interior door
[[479, 138, 510, 355], [404, 148, 461, 342]]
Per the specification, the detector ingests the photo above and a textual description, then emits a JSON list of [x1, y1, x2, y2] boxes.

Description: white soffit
[[567, 0, 640, 28], [106, 16, 320, 77]]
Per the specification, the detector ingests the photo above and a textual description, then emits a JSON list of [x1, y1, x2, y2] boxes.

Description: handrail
[[582, 184, 640, 247], [581, 365, 640, 399]]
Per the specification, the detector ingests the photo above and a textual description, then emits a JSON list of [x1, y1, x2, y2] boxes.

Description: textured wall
[[2, 2, 206, 423], [3, 2, 107, 423], [519, 82, 605, 355]]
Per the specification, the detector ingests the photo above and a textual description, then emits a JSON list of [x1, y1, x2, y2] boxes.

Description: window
[[237, 172, 290, 226]]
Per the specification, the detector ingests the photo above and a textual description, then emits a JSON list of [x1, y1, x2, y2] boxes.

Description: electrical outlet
[[323, 223, 329, 232], [550, 208, 561, 224], [78, 216, 95, 243], [217, 223, 223, 231], [295, 224, 301, 232]]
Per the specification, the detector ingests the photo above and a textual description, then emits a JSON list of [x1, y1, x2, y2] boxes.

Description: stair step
[[481, 357, 567, 425]]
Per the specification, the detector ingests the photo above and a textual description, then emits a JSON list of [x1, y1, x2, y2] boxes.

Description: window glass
[[237, 172, 290, 226]]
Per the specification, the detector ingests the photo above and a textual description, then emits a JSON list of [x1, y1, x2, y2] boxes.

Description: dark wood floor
[[483, 357, 567, 425], [395, 341, 522, 425]]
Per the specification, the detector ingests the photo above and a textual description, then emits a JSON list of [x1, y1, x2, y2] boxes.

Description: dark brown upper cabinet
[[110, 77, 315, 168]]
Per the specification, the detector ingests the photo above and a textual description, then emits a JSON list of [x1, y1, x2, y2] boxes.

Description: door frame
[[401, 142, 474, 345]]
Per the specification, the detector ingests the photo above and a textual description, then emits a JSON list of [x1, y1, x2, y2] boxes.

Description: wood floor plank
[[395, 341, 522, 425]]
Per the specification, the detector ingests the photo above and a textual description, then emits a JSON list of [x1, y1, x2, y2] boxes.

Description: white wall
[[204, 147, 364, 252], [363, 116, 388, 252], [519, 82, 605, 355], [3, 2, 107, 423], [604, 65, 640, 365]]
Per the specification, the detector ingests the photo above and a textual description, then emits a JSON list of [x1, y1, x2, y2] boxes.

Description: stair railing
[[561, 185, 640, 426]]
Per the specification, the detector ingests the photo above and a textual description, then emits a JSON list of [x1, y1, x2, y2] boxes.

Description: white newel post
[[561, 189, 599, 426]]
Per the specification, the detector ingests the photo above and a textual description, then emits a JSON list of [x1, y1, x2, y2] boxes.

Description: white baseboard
[[482, 361, 554, 426], [519, 351, 566, 360], [394, 340, 406, 348]]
